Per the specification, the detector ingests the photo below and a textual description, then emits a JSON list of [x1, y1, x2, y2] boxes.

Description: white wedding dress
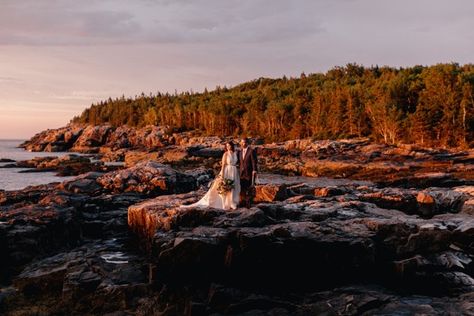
[[183, 151, 241, 210]]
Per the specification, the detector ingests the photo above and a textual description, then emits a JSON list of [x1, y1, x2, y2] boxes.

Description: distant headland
[[66, 63, 474, 148]]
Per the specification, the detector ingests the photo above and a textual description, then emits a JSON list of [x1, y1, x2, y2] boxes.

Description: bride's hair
[[225, 141, 235, 152]]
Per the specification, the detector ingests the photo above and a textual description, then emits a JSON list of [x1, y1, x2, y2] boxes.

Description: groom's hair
[[241, 138, 250, 145]]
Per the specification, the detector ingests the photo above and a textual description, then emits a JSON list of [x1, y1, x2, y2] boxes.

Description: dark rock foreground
[[1, 129, 474, 315], [125, 183, 474, 314]]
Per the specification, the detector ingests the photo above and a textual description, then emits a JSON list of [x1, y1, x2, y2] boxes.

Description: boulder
[[20, 125, 84, 152], [99, 147, 127, 162], [96, 161, 196, 195], [132, 125, 170, 149], [0, 183, 56, 206], [183, 167, 214, 187], [124, 151, 161, 167], [360, 189, 418, 214], [127, 190, 204, 241], [187, 146, 224, 158], [314, 186, 350, 197], [161, 148, 189, 164], [454, 186, 474, 214], [59, 172, 103, 194], [416, 189, 467, 217], [105, 125, 135, 149], [71, 125, 112, 152], [174, 134, 224, 147], [254, 184, 288, 202], [63, 125, 84, 146]]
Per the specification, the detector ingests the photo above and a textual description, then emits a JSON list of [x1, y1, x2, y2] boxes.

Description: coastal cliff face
[[21, 124, 217, 153], [1, 125, 474, 314]]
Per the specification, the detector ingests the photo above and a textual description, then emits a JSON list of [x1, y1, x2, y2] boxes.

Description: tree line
[[72, 63, 474, 147]]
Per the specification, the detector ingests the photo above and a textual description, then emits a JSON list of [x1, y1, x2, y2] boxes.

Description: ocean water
[[0, 140, 74, 191]]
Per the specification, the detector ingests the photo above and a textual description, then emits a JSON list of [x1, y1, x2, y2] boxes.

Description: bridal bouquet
[[216, 175, 234, 195]]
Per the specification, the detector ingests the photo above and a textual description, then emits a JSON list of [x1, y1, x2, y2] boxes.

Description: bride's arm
[[219, 152, 226, 176]]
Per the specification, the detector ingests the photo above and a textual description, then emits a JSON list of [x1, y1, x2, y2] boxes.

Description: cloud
[[0, 76, 23, 83], [0, 1, 141, 45], [0, 0, 325, 46]]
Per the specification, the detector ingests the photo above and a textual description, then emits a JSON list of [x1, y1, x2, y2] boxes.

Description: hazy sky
[[0, 0, 473, 139]]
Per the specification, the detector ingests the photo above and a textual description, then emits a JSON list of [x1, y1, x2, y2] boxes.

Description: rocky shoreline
[[1, 124, 474, 315], [18, 124, 474, 183]]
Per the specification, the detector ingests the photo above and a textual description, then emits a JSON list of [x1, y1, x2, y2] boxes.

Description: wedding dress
[[183, 151, 241, 210]]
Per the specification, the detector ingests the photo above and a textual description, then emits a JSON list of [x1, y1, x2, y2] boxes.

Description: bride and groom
[[184, 138, 258, 210]]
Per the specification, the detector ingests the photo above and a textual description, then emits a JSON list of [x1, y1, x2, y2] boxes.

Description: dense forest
[[72, 63, 474, 147]]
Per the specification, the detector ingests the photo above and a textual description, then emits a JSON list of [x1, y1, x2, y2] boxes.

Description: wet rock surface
[[5, 238, 149, 315], [0, 162, 205, 314]]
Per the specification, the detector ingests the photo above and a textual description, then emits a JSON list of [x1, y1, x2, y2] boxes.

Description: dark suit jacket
[[239, 147, 258, 181]]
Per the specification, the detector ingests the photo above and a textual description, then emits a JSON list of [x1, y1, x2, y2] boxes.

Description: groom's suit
[[239, 146, 258, 208]]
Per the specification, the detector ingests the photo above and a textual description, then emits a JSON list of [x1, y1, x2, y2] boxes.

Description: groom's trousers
[[240, 178, 254, 208]]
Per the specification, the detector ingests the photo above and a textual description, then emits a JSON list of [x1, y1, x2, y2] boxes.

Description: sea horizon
[[0, 138, 25, 141]]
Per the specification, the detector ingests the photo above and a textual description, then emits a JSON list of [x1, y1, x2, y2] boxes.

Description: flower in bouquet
[[216, 175, 234, 195]]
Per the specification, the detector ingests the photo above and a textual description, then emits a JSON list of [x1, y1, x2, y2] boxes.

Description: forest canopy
[[72, 63, 474, 147]]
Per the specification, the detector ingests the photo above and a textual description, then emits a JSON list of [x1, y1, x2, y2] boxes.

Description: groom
[[239, 138, 258, 208]]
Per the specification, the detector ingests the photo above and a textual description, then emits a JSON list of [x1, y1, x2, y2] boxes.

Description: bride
[[183, 141, 241, 210]]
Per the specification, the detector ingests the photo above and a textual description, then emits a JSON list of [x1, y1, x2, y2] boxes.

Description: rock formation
[[124, 175, 474, 314], [20, 124, 474, 185], [1, 125, 474, 314], [0, 161, 210, 314]]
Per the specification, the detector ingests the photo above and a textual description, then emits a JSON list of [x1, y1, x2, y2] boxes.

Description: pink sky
[[1, 0, 473, 139]]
